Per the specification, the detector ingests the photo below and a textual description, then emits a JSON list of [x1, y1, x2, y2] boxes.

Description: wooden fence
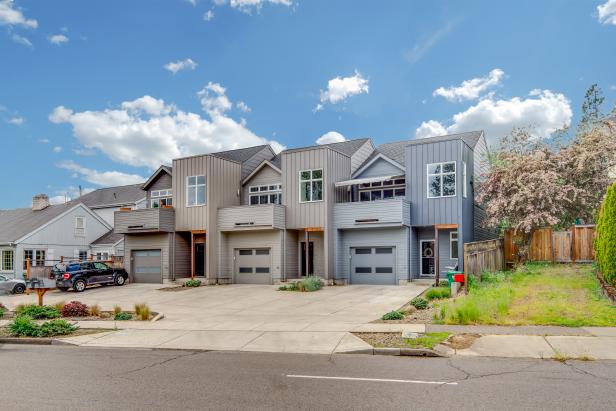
[[463, 239, 505, 277], [504, 225, 595, 264]]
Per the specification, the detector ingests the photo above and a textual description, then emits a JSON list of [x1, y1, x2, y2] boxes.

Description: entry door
[[420, 240, 435, 276], [300, 241, 314, 276], [195, 243, 205, 277]]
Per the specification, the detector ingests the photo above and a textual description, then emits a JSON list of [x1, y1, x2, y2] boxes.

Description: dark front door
[[300, 241, 314, 276], [195, 243, 205, 277], [421, 240, 435, 276]]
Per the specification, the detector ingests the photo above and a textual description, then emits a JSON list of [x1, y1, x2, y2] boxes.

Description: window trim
[[74, 216, 86, 237], [298, 168, 324, 203], [358, 178, 406, 202], [186, 175, 206, 207], [1, 249, 14, 272], [427, 161, 456, 199], [450, 231, 459, 260], [248, 183, 282, 205]]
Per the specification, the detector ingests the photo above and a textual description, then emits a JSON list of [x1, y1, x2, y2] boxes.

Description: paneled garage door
[[234, 248, 271, 284], [132, 250, 162, 283], [350, 247, 396, 285]]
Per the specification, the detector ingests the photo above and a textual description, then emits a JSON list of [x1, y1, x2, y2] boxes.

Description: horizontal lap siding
[[350, 140, 375, 174], [241, 165, 282, 205], [356, 158, 404, 178], [333, 200, 408, 228]]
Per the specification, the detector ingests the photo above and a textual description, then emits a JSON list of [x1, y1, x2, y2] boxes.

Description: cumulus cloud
[[203, 10, 214, 21], [164, 58, 198, 74], [11, 33, 31, 47], [415, 89, 572, 145], [48, 34, 69, 45], [315, 71, 369, 111], [49, 84, 285, 169], [8, 115, 24, 125], [598, 0, 616, 25], [52, 146, 62, 153], [315, 131, 347, 145], [236, 101, 251, 113], [433, 69, 505, 102], [57, 160, 145, 187], [0, 0, 38, 28], [214, 0, 292, 14]]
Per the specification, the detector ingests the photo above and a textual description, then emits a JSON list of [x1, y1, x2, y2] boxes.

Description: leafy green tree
[[595, 182, 616, 285], [580, 84, 605, 129]]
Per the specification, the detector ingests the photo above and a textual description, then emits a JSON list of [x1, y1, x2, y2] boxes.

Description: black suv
[[52, 261, 129, 292]]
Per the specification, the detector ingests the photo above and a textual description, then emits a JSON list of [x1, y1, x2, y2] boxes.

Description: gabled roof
[[213, 145, 272, 163], [282, 138, 371, 157], [92, 230, 124, 246], [78, 184, 145, 209], [270, 154, 281, 169], [242, 159, 282, 186], [407, 130, 484, 149], [142, 165, 173, 190]]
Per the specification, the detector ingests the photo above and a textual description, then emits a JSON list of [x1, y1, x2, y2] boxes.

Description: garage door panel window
[[255, 249, 270, 255], [355, 267, 372, 273], [375, 248, 393, 254], [375, 267, 393, 273], [255, 267, 270, 273], [239, 267, 253, 273], [135, 267, 161, 274], [239, 249, 253, 256], [355, 248, 372, 255]]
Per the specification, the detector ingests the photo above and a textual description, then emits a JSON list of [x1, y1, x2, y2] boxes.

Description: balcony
[[218, 204, 285, 231], [333, 198, 411, 229], [114, 207, 175, 234]]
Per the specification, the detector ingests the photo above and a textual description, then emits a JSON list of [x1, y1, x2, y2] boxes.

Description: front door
[[195, 243, 205, 277], [420, 240, 435, 276], [300, 241, 314, 276]]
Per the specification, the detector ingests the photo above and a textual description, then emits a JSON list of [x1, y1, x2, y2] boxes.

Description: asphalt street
[[1, 344, 615, 410]]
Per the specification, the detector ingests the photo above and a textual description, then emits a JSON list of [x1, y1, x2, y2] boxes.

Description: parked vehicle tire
[[73, 279, 87, 292], [57, 287, 69, 292], [12, 284, 25, 294], [114, 275, 126, 286]]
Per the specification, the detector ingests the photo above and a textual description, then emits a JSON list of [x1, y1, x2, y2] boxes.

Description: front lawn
[[435, 263, 616, 327]]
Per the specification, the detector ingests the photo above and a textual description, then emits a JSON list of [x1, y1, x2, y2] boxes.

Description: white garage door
[[234, 248, 271, 284], [350, 247, 396, 285], [132, 250, 162, 283]]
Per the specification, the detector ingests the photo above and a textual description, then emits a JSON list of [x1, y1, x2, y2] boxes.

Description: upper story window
[[186, 175, 206, 207], [358, 178, 406, 202], [299, 169, 323, 203], [427, 162, 456, 198], [151, 189, 173, 208], [249, 184, 282, 205], [74, 216, 86, 237]]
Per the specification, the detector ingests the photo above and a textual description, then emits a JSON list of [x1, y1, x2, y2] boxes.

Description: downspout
[[172, 232, 176, 281]]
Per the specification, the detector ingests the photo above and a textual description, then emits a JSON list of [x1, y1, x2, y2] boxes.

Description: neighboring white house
[[0, 194, 111, 279]]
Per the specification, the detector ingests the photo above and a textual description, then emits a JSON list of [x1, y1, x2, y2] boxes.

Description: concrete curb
[[0, 337, 53, 345], [340, 346, 448, 357]]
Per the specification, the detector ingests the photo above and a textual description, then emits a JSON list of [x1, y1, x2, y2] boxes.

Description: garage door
[[234, 248, 271, 284], [132, 250, 162, 283], [350, 247, 396, 285]]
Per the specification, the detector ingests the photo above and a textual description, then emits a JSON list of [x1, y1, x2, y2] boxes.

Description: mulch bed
[[354, 332, 418, 348], [441, 333, 481, 350]]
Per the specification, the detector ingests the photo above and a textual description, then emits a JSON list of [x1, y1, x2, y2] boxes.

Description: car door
[[0, 275, 11, 292], [93, 262, 114, 284], [80, 262, 97, 284]]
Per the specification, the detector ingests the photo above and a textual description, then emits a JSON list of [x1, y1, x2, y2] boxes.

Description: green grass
[[404, 332, 451, 349], [424, 287, 451, 300], [434, 263, 616, 326]]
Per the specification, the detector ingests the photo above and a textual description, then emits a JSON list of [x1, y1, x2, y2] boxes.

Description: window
[[427, 162, 456, 198], [375, 267, 393, 273], [299, 169, 323, 202], [239, 249, 252, 256], [255, 267, 270, 273], [79, 250, 88, 261], [239, 267, 253, 273], [358, 178, 405, 201], [23, 249, 33, 269], [1, 250, 13, 271], [248, 184, 282, 205], [462, 161, 467, 198], [186, 175, 206, 206], [74, 216, 86, 237], [94, 262, 108, 270], [151, 189, 173, 208], [355, 267, 372, 273], [35, 250, 46, 266], [450, 232, 459, 259], [255, 249, 270, 255], [355, 248, 372, 255], [375, 248, 393, 254]]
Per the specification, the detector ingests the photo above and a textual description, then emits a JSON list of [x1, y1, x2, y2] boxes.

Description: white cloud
[[11, 33, 32, 47], [52, 146, 62, 153], [49, 85, 285, 169], [203, 10, 214, 21], [163, 58, 197, 74], [598, 0, 616, 25], [404, 21, 454, 65], [57, 160, 145, 187], [0, 0, 38, 28], [8, 115, 24, 125], [215, 0, 292, 14], [315, 131, 346, 145], [315, 71, 369, 111], [415, 89, 572, 145], [236, 101, 251, 113], [48, 34, 69, 45], [185, 0, 197, 5], [433, 69, 505, 102]]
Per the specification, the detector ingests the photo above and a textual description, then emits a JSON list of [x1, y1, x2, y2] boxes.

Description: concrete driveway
[[0, 282, 428, 353]]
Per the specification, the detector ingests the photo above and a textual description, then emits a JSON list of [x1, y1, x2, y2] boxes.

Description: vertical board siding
[[326, 149, 352, 279], [241, 165, 282, 205], [124, 233, 170, 280], [438, 228, 459, 276], [173, 232, 191, 279]]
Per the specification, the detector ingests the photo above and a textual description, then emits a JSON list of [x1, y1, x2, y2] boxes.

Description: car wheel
[[12, 284, 26, 294], [57, 287, 69, 292], [73, 279, 87, 292], [114, 275, 126, 286]]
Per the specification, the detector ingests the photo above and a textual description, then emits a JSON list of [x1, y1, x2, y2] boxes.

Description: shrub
[[134, 303, 151, 321], [382, 310, 405, 320], [53, 301, 66, 312], [61, 301, 89, 317], [410, 297, 428, 310], [89, 304, 101, 317], [425, 287, 451, 300], [8, 316, 41, 337], [114, 312, 132, 321], [15, 304, 61, 319], [113, 305, 122, 315], [278, 282, 298, 291], [185, 279, 201, 287], [0, 302, 6, 318], [38, 319, 76, 337], [302, 276, 323, 292], [595, 182, 616, 285]]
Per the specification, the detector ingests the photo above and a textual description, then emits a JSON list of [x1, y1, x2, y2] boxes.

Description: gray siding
[[218, 204, 286, 231], [124, 233, 171, 281], [297, 231, 325, 277], [241, 164, 281, 205], [284, 229, 298, 279], [333, 199, 410, 229], [356, 157, 404, 178], [114, 208, 175, 234], [238, 146, 275, 180], [473, 204, 499, 241], [350, 140, 375, 174], [146, 172, 172, 205], [438, 228, 459, 277], [219, 230, 284, 282], [172, 232, 191, 279]]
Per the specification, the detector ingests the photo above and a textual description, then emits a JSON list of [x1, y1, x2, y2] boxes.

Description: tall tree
[[580, 84, 605, 128]]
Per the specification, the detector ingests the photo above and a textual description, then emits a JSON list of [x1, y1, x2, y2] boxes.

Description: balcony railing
[[218, 204, 285, 231], [114, 207, 175, 233], [333, 198, 411, 229]]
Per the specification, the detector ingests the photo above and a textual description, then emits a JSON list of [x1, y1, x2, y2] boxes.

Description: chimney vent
[[32, 194, 50, 211]]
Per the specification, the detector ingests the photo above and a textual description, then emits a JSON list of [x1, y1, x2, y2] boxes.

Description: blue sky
[[1, 0, 615, 208]]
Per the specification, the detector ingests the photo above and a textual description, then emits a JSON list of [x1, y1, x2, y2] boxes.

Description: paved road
[[1, 345, 615, 410]]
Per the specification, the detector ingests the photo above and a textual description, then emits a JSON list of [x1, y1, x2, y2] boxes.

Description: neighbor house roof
[[282, 138, 370, 156], [92, 230, 124, 246], [0, 203, 77, 243], [77, 184, 146, 209]]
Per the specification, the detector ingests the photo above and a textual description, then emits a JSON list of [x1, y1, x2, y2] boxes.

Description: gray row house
[[113, 130, 495, 285]]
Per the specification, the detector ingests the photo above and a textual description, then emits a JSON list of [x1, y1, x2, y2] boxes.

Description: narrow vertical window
[[450, 232, 459, 259], [299, 169, 323, 202], [74, 216, 86, 237], [187, 175, 206, 206]]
